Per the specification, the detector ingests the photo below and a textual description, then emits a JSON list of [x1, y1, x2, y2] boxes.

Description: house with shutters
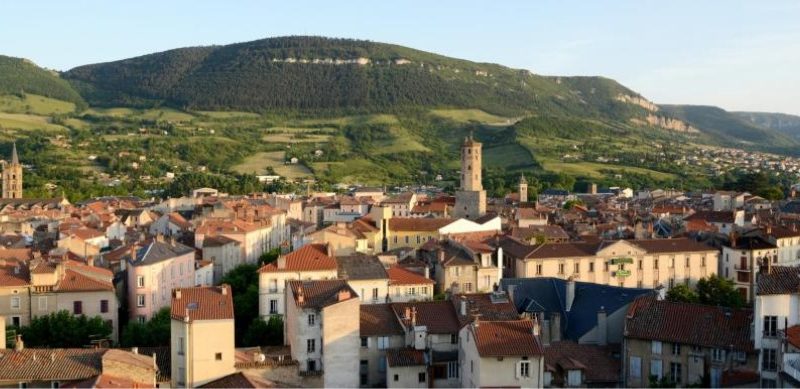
[[623, 294, 758, 388]]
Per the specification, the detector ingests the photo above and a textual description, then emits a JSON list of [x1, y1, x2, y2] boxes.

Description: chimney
[[14, 334, 24, 351], [405, 307, 412, 320], [438, 249, 445, 263], [729, 231, 738, 248], [766, 225, 773, 235], [460, 297, 468, 316], [87, 256, 95, 267], [508, 284, 516, 307], [532, 316, 540, 336], [424, 266, 430, 279], [221, 285, 228, 295], [565, 277, 576, 312], [0, 316, 5, 349], [550, 312, 561, 342], [411, 307, 417, 326], [326, 243, 334, 257], [297, 285, 305, 305], [174, 289, 181, 299], [472, 313, 481, 328], [338, 288, 351, 302], [597, 307, 608, 346], [131, 347, 138, 354], [156, 233, 164, 243]]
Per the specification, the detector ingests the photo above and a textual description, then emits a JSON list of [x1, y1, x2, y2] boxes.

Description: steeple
[[11, 142, 19, 165], [519, 173, 527, 185]]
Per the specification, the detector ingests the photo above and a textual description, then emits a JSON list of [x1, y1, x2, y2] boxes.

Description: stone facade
[[453, 136, 486, 219]]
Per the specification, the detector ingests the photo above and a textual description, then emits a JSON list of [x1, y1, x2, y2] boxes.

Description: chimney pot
[[175, 290, 181, 299], [14, 334, 23, 351]]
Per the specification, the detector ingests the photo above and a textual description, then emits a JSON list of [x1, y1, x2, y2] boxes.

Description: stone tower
[[453, 135, 486, 219], [2, 143, 22, 199], [519, 173, 528, 203]]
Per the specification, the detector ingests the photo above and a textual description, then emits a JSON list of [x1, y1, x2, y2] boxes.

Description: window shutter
[[515, 361, 521, 379]]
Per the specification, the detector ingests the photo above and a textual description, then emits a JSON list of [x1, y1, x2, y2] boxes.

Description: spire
[[11, 142, 19, 165], [519, 173, 527, 185]]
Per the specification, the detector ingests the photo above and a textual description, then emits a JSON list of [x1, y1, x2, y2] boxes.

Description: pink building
[[127, 237, 195, 322]]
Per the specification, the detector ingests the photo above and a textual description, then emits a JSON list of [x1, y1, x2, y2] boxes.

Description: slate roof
[[625, 295, 754, 351], [501, 277, 651, 341], [258, 244, 337, 273], [471, 320, 544, 357], [288, 279, 357, 309], [544, 341, 621, 385], [386, 348, 426, 367], [390, 301, 460, 334], [632, 238, 717, 253], [360, 304, 405, 337], [198, 372, 282, 388], [728, 236, 777, 250], [130, 240, 194, 267], [337, 254, 388, 280], [757, 266, 800, 295], [684, 210, 736, 224], [171, 285, 234, 322]]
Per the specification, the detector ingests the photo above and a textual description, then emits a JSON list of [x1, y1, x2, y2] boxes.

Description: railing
[[783, 356, 800, 383], [734, 264, 751, 272]]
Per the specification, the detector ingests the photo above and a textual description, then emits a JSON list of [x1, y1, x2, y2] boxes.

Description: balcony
[[734, 264, 752, 272], [783, 355, 800, 383]]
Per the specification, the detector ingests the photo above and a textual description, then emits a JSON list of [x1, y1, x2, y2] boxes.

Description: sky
[[1, 1, 799, 115]]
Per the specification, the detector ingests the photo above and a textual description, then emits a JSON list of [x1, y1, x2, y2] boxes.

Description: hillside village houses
[[7, 138, 800, 387]]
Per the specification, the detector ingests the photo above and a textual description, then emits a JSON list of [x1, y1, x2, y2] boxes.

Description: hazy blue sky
[[2, 1, 798, 114]]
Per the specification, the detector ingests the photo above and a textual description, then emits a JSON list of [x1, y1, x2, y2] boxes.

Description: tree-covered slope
[[63, 36, 648, 118], [734, 111, 800, 140], [0, 55, 85, 108], [659, 104, 800, 152]]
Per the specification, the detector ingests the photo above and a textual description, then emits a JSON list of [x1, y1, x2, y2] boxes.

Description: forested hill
[[734, 111, 800, 140], [0, 55, 86, 107], [63, 36, 647, 117]]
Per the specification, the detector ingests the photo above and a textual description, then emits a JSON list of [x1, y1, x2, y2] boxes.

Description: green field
[[84, 107, 194, 122], [483, 143, 537, 170], [540, 159, 676, 180], [0, 112, 68, 131], [195, 111, 261, 119], [288, 113, 399, 127], [312, 158, 389, 184], [232, 151, 312, 178], [0, 94, 76, 115], [431, 109, 516, 125]]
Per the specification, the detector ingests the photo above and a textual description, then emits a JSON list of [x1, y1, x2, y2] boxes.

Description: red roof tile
[[625, 295, 753, 351], [198, 372, 282, 388], [390, 301, 460, 334], [388, 218, 453, 232], [757, 266, 800, 295], [56, 269, 114, 292], [361, 304, 405, 336], [786, 325, 800, 349], [258, 244, 336, 273], [543, 341, 620, 385], [0, 261, 29, 287], [288, 279, 357, 309], [171, 285, 234, 322], [472, 319, 544, 357], [386, 348, 426, 367], [387, 266, 434, 286]]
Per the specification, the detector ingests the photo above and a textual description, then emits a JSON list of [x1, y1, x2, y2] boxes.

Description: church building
[[2, 143, 23, 199], [453, 135, 486, 219]]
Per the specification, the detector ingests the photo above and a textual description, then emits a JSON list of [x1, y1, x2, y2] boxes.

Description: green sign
[[615, 270, 631, 277], [611, 257, 634, 265]]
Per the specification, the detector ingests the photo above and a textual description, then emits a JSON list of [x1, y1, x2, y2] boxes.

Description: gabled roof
[[130, 240, 194, 267], [501, 277, 651, 341], [626, 295, 754, 351], [361, 304, 405, 337], [386, 348, 426, 367], [390, 301, 460, 334], [198, 372, 282, 388], [388, 218, 453, 232], [471, 320, 544, 357], [171, 285, 234, 322], [288, 279, 357, 309], [387, 266, 434, 286], [452, 292, 519, 327], [544, 341, 620, 385], [258, 244, 337, 273], [0, 348, 152, 383], [56, 269, 114, 292], [727, 235, 776, 250], [757, 266, 800, 295], [0, 260, 29, 287], [684, 210, 736, 224]]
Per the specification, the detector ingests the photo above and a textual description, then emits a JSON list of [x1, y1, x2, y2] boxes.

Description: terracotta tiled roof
[[390, 301, 460, 334], [202, 235, 240, 247], [171, 285, 234, 322], [361, 304, 405, 336], [288, 279, 357, 309], [258, 244, 337, 273], [63, 374, 155, 388], [0, 248, 32, 261], [632, 238, 717, 253], [382, 192, 415, 204], [471, 319, 544, 357], [388, 218, 453, 232], [386, 348, 426, 367], [168, 212, 192, 229], [526, 242, 599, 259], [544, 341, 620, 385], [198, 372, 282, 388], [684, 211, 736, 224], [452, 293, 519, 326], [511, 225, 569, 241], [71, 227, 105, 240], [625, 295, 754, 351], [769, 225, 800, 239], [0, 348, 151, 382], [56, 269, 114, 292], [757, 266, 800, 295], [0, 261, 29, 287], [387, 266, 434, 286], [786, 325, 800, 349]]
